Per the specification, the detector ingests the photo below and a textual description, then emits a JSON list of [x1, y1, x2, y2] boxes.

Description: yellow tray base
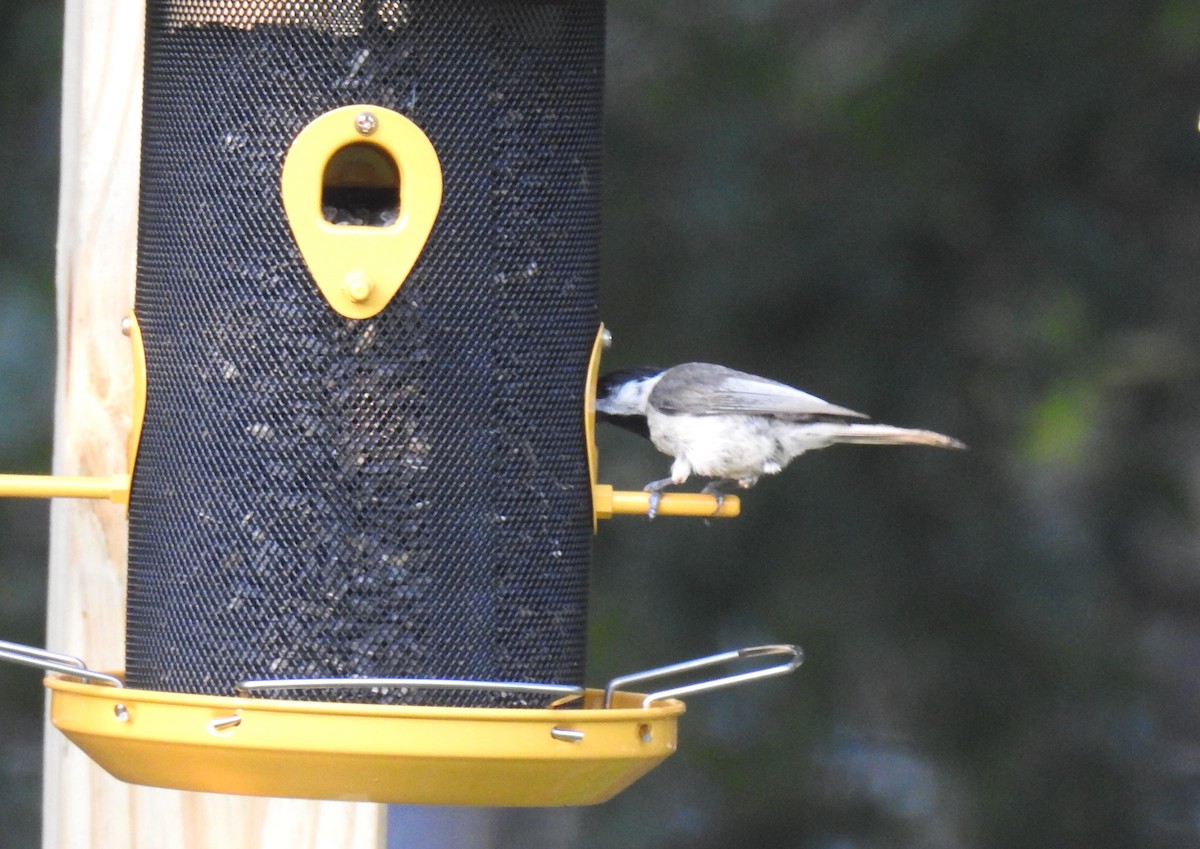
[[47, 675, 684, 806]]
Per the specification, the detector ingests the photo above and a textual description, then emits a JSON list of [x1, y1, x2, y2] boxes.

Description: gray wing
[[649, 363, 868, 420]]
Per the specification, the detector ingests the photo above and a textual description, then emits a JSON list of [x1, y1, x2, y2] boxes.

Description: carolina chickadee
[[596, 362, 964, 516]]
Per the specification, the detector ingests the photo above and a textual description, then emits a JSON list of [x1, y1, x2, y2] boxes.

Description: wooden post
[[43, 3, 385, 846]]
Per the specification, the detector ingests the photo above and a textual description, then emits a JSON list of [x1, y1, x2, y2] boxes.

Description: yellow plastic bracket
[[281, 104, 443, 319], [584, 324, 739, 524], [0, 474, 130, 504], [0, 311, 144, 508], [584, 324, 605, 531], [593, 485, 739, 520], [126, 311, 147, 485]]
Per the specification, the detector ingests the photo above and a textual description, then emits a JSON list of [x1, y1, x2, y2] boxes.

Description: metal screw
[[355, 111, 379, 136], [120, 316, 134, 337], [113, 703, 129, 722], [638, 723, 653, 743], [601, 328, 613, 349]]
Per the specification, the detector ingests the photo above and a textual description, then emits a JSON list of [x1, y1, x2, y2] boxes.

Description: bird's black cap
[[596, 366, 665, 400]]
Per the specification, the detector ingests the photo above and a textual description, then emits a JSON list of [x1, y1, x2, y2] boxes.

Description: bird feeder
[[0, 0, 790, 806]]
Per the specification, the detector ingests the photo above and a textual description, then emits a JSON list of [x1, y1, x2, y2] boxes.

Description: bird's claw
[[642, 478, 675, 520], [700, 481, 733, 515]]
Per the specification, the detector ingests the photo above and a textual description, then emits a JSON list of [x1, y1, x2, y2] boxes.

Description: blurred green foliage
[[586, 0, 1200, 847], [1, 1, 1199, 847]]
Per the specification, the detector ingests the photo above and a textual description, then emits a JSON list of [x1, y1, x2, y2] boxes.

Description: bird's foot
[[700, 480, 739, 515], [648, 491, 661, 520], [643, 478, 675, 520]]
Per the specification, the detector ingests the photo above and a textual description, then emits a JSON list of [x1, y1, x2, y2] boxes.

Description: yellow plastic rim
[[47, 675, 684, 806]]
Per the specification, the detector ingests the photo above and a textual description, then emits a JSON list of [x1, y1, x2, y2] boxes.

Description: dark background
[[3, 1, 1200, 847]]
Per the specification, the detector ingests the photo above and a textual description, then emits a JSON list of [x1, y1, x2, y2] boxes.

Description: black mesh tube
[[127, 0, 604, 706]]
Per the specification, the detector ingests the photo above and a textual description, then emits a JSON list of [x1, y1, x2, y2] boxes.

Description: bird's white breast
[[646, 409, 779, 479]]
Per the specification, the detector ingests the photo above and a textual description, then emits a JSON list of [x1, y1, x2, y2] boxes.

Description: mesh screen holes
[[128, 0, 605, 706]]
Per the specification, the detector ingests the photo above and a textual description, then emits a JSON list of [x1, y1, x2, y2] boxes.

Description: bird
[[595, 362, 965, 517]]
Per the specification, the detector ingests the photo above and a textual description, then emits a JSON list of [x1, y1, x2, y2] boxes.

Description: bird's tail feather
[[800, 423, 966, 449]]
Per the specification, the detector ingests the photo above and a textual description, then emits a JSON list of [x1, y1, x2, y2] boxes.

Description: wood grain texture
[[44, 3, 384, 846]]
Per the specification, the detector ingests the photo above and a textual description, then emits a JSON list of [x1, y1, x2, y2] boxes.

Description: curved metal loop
[[604, 644, 803, 709], [235, 676, 585, 704], [0, 639, 124, 688]]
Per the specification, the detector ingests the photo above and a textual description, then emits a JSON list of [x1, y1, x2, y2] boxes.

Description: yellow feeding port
[[281, 104, 443, 320]]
